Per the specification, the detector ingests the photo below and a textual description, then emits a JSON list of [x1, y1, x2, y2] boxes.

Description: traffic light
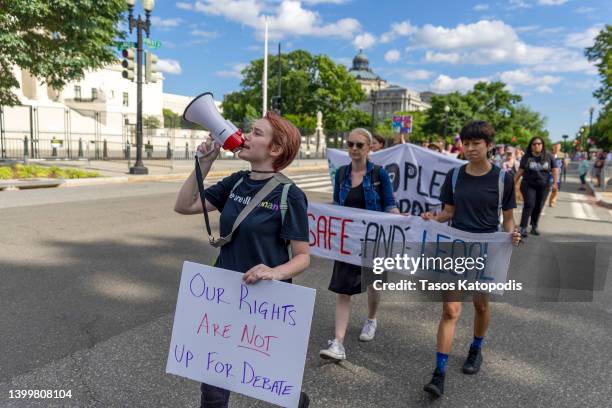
[[271, 95, 281, 113], [121, 48, 136, 81], [145, 51, 162, 83]]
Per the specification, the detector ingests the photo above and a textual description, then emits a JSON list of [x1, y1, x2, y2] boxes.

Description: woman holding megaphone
[[174, 94, 311, 408]]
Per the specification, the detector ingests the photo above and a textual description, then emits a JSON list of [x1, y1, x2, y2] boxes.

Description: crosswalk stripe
[[296, 180, 333, 188], [571, 202, 588, 219], [582, 202, 599, 220]]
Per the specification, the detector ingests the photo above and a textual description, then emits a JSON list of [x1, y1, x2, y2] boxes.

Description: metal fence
[[0, 105, 342, 162], [0, 105, 210, 162]]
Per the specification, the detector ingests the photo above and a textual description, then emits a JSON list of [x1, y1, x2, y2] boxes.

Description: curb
[[0, 165, 330, 191]]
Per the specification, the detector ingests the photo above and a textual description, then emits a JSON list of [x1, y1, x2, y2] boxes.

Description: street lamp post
[[443, 105, 450, 139], [126, 0, 155, 175], [370, 89, 377, 131], [588, 106, 594, 148], [562, 134, 568, 153]]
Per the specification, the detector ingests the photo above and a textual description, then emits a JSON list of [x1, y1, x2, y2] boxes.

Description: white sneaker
[[319, 339, 346, 361], [359, 318, 377, 342]]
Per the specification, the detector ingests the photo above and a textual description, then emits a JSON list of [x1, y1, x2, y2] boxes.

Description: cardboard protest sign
[[166, 262, 316, 408], [327, 144, 466, 215]]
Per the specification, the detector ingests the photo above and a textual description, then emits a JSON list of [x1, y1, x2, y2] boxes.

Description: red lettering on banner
[[340, 218, 353, 255], [308, 211, 354, 255], [316, 215, 328, 249], [308, 213, 316, 245], [328, 216, 341, 249]]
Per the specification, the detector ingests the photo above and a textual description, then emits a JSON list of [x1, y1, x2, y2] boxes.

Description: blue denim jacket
[[333, 161, 398, 212]]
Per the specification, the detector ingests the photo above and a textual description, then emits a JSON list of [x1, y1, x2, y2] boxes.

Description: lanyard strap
[[194, 157, 214, 243]]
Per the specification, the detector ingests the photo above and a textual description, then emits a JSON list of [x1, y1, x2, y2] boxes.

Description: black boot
[[530, 225, 540, 236], [520, 226, 528, 238], [423, 367, 445, 397], [462, 345, 483, 374]]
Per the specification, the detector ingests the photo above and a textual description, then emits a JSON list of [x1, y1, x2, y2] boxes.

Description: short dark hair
[[372, 134, 386, 147], [459, 121, 496, 144]]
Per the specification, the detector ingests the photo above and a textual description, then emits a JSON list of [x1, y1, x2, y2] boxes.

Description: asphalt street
[[0, 171, 611, 407]]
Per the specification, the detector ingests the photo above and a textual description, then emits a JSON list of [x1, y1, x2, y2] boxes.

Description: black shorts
[[329, 261, 384, 295]]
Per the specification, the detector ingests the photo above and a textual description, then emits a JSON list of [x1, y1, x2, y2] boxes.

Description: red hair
[[265, 111, 301, 171]]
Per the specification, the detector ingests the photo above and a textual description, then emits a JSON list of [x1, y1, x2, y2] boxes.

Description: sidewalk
[[1, 158, 330, 190]]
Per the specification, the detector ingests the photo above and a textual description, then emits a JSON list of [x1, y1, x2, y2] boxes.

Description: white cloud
[[508, 0, 531, 9], [402, 70, 433, 81], [574, 6, 595, 13], [416, 20, 519, 50], [189, 0, 361, 40], [515, 25, 539, 32], [353, 32, 376, 49], [176, 2, 193, 10], [565, 25, 602, 48], [215, 63, 247, 78], [157, 59, 182, 75], [384, 49, 400, 63], [190, 29, 219, 38], [380, 20, 417, 43], [537, 0, 567, 5], [430, 74, 489, 93], [499, 69, 560, 93], [473, 4, 490, 11], [150, 17, 183, 29], [425, 51, 461, 63], [410, 20, 595, 73]]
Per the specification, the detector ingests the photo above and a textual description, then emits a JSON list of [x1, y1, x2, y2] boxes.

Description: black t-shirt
[[520, 152, 557, 188], [345, 183, 366, 209], [204, 171, 309, 276], [440, 165, 516, 233]]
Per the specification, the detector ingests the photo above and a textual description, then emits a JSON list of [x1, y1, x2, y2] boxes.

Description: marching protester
[[371, 134, 386, 152], [548, 142, 565, 207], [174, 112, 311, 408], [420, 121, 521, 398], [319, 128, 399, 361], [592, 152, 606, 187], [578, 155, 591, 191], [515, 137, 558, 237]]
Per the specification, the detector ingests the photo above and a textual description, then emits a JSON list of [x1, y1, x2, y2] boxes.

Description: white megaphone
[[183, 92, 244, 154]]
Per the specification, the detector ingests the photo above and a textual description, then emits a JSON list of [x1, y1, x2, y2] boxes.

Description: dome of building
[[349, 49, 382, 81], [352, 49, 369, 71]]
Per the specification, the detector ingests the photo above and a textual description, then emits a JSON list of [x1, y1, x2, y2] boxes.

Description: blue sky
[[135, 0, 610, 141]]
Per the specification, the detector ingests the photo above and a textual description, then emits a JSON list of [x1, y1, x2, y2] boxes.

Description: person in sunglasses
[[514, 136, 558, 237], [319, 128, 399, 362]]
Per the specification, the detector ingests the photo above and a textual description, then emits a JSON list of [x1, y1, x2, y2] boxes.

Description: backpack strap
[[280, 182, 291, 224], [498, 167, 506, 217], [451, 165, 462, 197]]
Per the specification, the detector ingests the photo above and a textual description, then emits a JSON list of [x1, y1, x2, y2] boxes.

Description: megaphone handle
[[194, 157, 214, 239]]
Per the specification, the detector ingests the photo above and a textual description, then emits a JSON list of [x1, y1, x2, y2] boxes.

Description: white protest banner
[[166, 262, 316, 408], [327, 144, 466, 215], [307, 202, 513, 292]]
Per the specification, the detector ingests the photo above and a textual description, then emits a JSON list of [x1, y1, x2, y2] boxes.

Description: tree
[[465, 81, 522, 138], [424, 92, 474, 138], [0, 0, 126, 106], [221, 50, 367, 132], [585, 25, 612, 106], [143, 115, 160, 129], [504, 105, 550, 147], [590, 107, 612, 150], [163, 109, 181, 129]]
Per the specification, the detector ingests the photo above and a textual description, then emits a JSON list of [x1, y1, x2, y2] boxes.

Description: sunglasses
[[532, 142, 542, 146], [347, 141, 365, 149]]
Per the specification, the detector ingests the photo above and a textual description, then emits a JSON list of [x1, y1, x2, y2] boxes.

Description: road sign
[[115, 41, 136, 50], [144, 38, 161, 49]]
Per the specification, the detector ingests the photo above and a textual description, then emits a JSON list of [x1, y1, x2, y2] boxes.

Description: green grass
[[0, 164, 100, 179]]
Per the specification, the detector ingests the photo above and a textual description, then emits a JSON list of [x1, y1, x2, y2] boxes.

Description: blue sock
[[435, 352, 449, 374], [472, 336, 484, 349]]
